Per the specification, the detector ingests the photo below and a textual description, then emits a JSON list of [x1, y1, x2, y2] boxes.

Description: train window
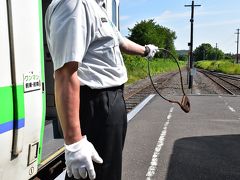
[[117, 4, 120, 29], [112, 0, 117, 26]]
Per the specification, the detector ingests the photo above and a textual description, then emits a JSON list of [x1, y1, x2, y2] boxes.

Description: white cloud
[[154, 10, 189, 23], [196, 19, 240, 28], [120, 15, 130, 21]]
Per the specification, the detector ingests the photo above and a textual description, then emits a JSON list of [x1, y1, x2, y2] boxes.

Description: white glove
[[145, 44, 159, 60], [65, 136, 103, 180]]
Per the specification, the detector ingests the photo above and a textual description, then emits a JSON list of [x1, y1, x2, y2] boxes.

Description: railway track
[[124, 71, 178, 112], [198, 69, 240, 95]]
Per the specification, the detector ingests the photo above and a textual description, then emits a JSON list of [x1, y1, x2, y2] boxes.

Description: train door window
[[112, 0, 117, 26]]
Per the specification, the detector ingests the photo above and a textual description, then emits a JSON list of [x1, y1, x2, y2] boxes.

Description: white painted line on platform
[[218, 96, 237, 113], [228, 106, 236, 112], [146, 107, 174, 180], [211, 119, 239, 123], [127, 94, 156, 122]]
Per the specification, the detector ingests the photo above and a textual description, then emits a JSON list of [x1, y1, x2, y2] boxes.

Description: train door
[[0, 0, 45, 179]]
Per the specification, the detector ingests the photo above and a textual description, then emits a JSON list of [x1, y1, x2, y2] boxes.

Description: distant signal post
[[185, 1, 201, 89], [236, 28, 239, 64]]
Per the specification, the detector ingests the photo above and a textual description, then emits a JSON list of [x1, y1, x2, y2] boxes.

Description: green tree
[[128, 19, 177, 57], [194, 43, 225, 61]]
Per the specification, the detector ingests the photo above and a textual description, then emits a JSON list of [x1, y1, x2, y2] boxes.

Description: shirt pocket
[[94, 22, 121, 66], [96, 20, 120, 46]]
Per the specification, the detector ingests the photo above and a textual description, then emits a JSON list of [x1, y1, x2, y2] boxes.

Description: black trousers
[[65, 85, 127, 180]]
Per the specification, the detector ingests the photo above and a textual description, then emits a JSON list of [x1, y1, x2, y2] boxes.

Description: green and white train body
[[0, 0, 45, 179], [0, 0, 119, 179]]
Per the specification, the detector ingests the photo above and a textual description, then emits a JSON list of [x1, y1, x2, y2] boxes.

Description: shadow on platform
[[166, 134, 240, 180]]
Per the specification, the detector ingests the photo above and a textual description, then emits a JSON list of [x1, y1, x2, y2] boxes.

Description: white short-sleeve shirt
[[45, 0, 128, 88]]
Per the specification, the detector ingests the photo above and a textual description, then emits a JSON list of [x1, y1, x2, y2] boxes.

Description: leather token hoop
[[147, 48, 191, 113]]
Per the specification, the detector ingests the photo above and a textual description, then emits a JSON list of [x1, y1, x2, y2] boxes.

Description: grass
[[195, 60, 240, 75], [123, 54, 187, 84]]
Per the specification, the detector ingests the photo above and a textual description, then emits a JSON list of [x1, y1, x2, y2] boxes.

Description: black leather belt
[[80, 84, 124, 94]]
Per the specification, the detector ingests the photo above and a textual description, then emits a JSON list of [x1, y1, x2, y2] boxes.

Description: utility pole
[[185, 1, 201, 89], [236, 29, 239, 63], [215, 43, 218, 60]]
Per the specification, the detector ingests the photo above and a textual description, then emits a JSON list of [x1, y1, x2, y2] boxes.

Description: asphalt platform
[[54, 94, 240, 180], [122, 94, 240, 180]]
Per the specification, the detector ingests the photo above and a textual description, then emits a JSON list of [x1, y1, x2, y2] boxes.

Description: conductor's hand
[[145, 44, 159, 60], [65, 136, 103, 179]]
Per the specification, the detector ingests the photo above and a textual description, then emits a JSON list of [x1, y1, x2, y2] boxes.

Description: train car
[[0, 0, 45, 179], [0, 0, 120, 179]]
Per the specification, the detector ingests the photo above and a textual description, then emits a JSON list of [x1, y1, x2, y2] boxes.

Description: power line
[[185, 0, 201, 89]]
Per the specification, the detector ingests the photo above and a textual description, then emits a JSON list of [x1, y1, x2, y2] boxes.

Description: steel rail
[[124, 72, 177, 112], [209, 71, 240, 81], [199, 69, 240, 95], [198, 69, 237, 95]]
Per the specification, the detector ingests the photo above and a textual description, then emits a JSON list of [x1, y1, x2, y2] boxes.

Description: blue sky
[[119, 0, 240, 54]]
